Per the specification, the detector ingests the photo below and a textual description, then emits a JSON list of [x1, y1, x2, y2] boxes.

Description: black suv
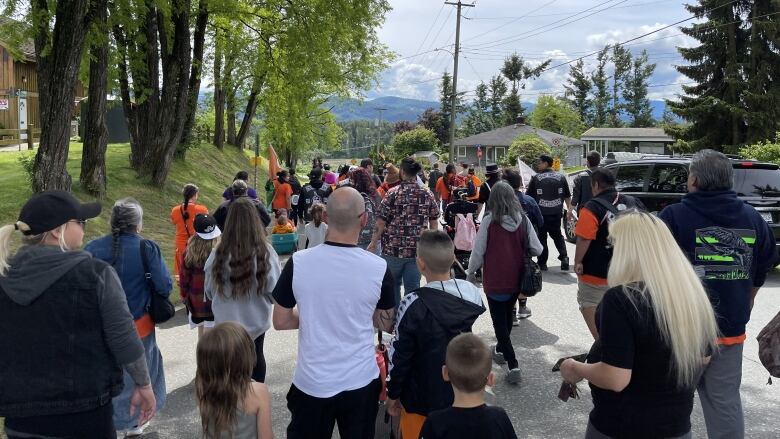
[[564, 157, 780, 252]]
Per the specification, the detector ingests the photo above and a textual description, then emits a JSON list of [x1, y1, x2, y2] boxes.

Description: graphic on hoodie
[[693, 227, 755, 281]]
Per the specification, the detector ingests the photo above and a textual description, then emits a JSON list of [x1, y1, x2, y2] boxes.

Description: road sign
[[553, 158, 561, 171], [250, 156, 261, 167], [476, 145, 482, 159], [552, 138, 562, 147]]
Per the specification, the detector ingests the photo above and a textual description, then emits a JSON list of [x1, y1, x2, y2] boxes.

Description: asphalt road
[[146, 238, 780, 439]]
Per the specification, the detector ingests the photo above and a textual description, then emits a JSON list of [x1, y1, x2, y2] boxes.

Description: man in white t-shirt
[[272, 187, 396, 439]]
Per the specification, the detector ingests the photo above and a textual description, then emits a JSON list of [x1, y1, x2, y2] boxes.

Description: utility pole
[[375, 107, 387, 157], [445, 1, 473, 164]]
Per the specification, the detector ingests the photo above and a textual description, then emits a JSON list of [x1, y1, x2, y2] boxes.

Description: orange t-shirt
[[435, 177, 450, 202], [574, 207, 608, 286], [170, 203, 209, 275], [466, 175, 481, 201], [272, 182, 293, 210]]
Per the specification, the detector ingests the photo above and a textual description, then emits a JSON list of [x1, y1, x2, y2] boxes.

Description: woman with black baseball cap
[[0, 191, 156, 438]]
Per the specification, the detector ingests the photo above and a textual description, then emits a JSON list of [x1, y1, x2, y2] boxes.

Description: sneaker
[[511, 313, 519, 326], [560, 257, 570, 271], [517, 305, 532, 319], [491, 344, 506, 365], [123, 423, 148, 437], [506, 368, 522, 384]]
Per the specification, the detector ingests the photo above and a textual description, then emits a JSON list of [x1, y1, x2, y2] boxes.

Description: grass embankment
[[0, 143, 268, 293]]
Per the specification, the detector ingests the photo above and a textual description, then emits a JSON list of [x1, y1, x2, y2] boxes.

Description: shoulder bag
[[519, 214, 543, 296], [140, 239, 176, 324]]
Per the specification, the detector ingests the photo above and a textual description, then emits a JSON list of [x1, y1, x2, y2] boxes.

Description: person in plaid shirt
[[368, 157, 440, 304]]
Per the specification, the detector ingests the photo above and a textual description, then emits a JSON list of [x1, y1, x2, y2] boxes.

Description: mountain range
[[328, 96, 668, 124]]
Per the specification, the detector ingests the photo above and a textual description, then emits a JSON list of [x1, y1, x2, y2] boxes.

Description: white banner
[[517, 158, 536, 190]]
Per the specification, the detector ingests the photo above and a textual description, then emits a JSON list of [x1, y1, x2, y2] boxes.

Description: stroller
[[442, 191, 480, 279]]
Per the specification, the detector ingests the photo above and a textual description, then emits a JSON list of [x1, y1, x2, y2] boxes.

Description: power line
[[466, 0, 628, 49], [465, 0, 681, 20], [464, 0, 557, 42], [414, 3, 447, 57]]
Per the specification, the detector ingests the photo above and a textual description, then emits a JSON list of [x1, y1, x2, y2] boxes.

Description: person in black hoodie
[[0, 191, 155, 438], [301, 168, 332, 221], [213, 180, 271, 230], [387, 230, 485, 439], [659, 149, 776, 439]]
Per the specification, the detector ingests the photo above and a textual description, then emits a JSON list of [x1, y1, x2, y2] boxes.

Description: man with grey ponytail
[[660, 149, 777, 439], [0, 191, 156, 438], [86, 198, 171, 436]]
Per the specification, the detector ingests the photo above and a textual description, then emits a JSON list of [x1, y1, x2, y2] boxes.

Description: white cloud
[[369, 59, 442, 101]]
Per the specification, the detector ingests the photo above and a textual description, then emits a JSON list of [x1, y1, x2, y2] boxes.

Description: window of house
[[458, 146, 467, 157], [494, 147, 506, 161]]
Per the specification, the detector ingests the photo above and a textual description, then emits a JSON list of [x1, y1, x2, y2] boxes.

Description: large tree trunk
[[213, 29, 225, 149], [235, 89, 260, 149], [226, 85, 237, 146], [31, 0, 93, 192], [727, 18, 740, 147], [114, 0, 192, 185], [80, 0, 109, 198], [179, 0, 209, 154]]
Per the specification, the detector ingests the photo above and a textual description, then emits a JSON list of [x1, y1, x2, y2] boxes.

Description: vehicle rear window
[[733, 169, 780, 197], [614, 165, 651, 192]]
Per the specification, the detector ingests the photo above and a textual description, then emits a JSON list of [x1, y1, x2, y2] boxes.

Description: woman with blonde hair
[[179, 214, 221, 339], [205, 198, 281, 383], [561, 211, 718, 439], [196, 322, 273, 439]]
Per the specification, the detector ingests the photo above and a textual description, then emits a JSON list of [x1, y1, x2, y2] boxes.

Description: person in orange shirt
[[435, 164, 467, 204], [272, 170, 293, 213], [272, 209, 296, 234], [171, 183, 209, 276], [573, 169, 643, 339], [465, 168, 481, 202]]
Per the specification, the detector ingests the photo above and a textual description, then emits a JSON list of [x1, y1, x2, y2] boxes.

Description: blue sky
[[369, 0, 697, 102]]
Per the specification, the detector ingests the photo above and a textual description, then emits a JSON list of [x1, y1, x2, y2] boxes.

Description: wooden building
[[0, 17, 84, 138]]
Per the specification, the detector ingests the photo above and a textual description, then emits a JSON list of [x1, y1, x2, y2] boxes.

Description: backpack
[[303, 184, 329, 209], [757, 310, 780, 383], [453, 213, 476, 251]]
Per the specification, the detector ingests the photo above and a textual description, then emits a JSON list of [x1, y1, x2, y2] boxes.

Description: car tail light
[[741, 161, 754, 167]]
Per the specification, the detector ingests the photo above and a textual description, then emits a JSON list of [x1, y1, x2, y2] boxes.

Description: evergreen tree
[[623, 50, 656, 127], [563, 59, 592, 125], [609, 45, 632, 127], [462, 82, 494, 136], [590, 47, 611, 127], [744, 0, 780, 144], [439, 71, 465, 144], [418, 108, 448, 146], [500, 53, 551, 124], [667, 0, 750, 150], [488, 75, 508, 127]]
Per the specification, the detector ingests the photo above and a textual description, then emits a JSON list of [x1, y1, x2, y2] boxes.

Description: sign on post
[[553, 158, 561, 171]]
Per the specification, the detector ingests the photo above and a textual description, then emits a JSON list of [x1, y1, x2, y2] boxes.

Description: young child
[[196, 322, 273, 439], [420, 334, 518, 439], [387, 230, 485, 439], [304, 203, 328, 248], [272, 208, 296, 234], [179, 214, 220, 340]]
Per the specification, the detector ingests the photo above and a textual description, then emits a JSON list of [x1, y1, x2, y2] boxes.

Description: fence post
[[27, 125, 34, 150]]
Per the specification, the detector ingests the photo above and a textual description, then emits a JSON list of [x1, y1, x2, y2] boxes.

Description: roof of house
[[453, 123, 585, 148], [580, 127, 674, 142], [0, 17, 36, 61]]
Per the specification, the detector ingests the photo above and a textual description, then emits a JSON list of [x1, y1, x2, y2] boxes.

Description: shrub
[[17, 151, 36, 189], [740, 133, 780, 166], [500, 133, 552, 167]]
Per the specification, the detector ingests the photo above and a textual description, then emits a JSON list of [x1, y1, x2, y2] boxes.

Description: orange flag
[[268, 144, 281, 180]]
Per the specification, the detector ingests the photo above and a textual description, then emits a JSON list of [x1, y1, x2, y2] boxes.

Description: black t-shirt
[[587, 285, 695, 439], [420, 405, 517, 439], [478, 176, 501, 204]]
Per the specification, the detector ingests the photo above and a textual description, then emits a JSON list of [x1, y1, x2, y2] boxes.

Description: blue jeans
[[383, 255, 421, 305], [112, 330, 166, 430]]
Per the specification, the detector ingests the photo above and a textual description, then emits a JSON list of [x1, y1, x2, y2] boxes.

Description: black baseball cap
[[194, 213, 221, 240], [18, 191, 101, 235]]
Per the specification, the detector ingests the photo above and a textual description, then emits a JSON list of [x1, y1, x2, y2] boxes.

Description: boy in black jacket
[[421, 334, 518, 439], [387, 230, 485, 439]]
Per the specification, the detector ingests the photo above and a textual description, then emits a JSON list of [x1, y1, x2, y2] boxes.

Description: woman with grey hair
[[85, 198, 171, 436], [466, 181, 542, 384]]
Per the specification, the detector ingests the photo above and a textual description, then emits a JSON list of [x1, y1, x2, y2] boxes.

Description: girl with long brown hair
[[205, 198, 281, 383], [196, 322, 273, 439]]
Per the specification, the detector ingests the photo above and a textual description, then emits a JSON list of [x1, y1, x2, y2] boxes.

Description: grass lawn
[[0, 143, 269, 296]]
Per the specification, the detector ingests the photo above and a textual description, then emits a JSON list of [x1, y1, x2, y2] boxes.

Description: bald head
[[326, 187, 365, 233]]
